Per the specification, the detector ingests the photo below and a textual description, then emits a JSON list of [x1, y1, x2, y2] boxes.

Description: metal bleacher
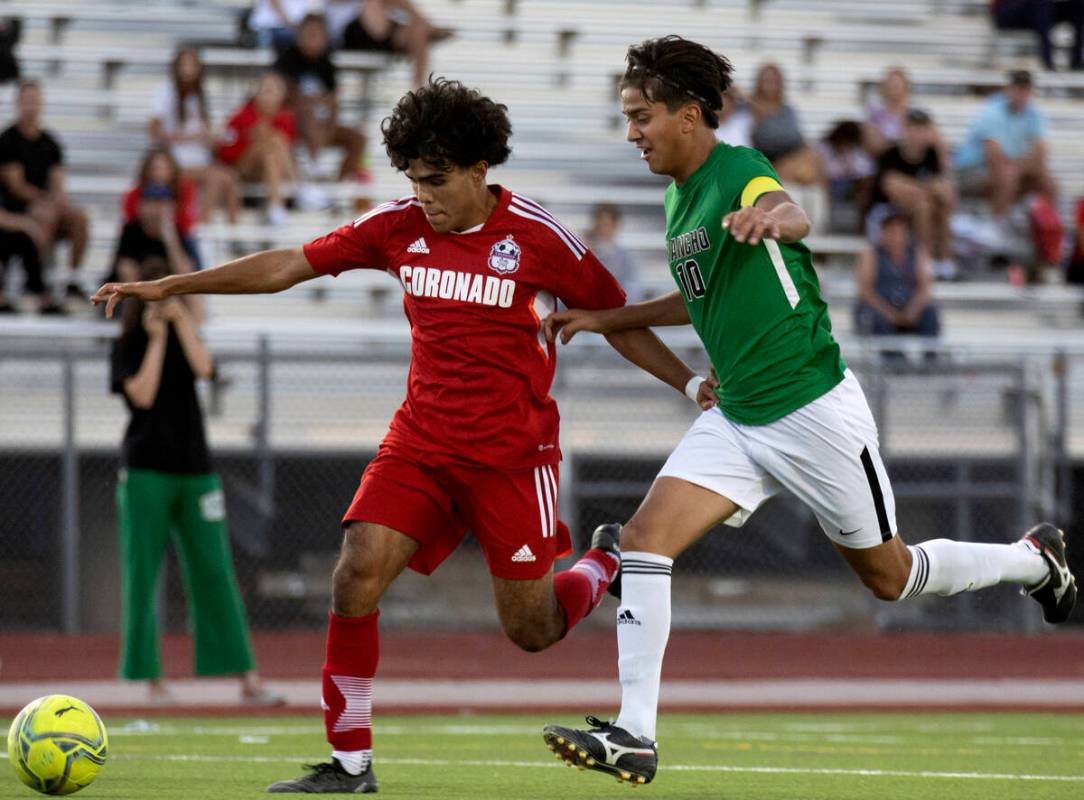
[[1, 0, 1083, 340]]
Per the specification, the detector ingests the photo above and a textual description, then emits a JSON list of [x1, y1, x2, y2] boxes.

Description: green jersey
[[664, 142, 845, 425]]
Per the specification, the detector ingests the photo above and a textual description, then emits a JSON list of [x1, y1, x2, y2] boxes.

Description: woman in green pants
[[111, 248, 280, 705]]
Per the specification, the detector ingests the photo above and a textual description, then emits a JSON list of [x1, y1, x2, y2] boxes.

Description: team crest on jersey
[[488, 236, 521, 275]]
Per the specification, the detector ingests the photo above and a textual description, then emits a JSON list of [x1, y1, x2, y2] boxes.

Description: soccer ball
[[7, 695, 108, 795]]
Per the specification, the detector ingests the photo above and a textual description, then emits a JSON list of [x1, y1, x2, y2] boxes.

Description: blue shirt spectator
[[954, 90, 1047, 170]]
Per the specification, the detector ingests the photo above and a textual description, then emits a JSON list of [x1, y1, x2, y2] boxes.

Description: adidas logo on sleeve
[[407, 237, 430, 254], [511, 544, 536, 562]]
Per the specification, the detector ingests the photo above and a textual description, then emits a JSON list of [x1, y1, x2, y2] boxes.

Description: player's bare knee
[[331, 551, 384, 613]]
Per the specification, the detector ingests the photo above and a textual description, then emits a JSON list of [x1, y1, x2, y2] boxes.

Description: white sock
[[332, 749, 371, 775], [613, 551, 673, 741], [901, 539, 1048, 599]]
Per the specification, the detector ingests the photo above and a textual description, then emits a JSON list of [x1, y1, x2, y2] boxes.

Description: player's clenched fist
[[722, 207, 781, 246], [696, 369, 720, 410]]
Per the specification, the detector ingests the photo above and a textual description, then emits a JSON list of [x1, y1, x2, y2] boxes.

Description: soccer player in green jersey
[[541, 35, 1077, 786]]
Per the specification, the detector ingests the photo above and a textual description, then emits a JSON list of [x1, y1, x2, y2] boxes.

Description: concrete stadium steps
[[4, 2, 1083, 357]]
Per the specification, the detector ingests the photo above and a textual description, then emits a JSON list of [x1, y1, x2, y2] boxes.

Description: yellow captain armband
[[739, 176, 785, 208]]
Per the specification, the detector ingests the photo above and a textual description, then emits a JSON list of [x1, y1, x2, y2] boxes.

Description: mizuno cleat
[[543, 715, 657, 786]]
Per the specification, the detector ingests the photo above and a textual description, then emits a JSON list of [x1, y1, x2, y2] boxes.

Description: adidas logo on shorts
[[407, 237, 430, 254], [511, 544, 536, 562]]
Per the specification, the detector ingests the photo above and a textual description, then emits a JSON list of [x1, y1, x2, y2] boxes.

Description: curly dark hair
[[621, 36, 733, 129], [382, 78, 512, 172]]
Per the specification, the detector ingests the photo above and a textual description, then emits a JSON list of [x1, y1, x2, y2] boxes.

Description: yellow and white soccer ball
[[7, 695, 108, 795]]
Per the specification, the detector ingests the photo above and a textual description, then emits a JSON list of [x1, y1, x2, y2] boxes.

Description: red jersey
[[216, 101, 296, 165], [303, 185, 626, 468]]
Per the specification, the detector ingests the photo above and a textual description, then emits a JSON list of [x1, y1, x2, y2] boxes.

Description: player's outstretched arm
[[603, 327, 717, 410], [91, 247, 318, 318], [544, 291, 690, 344]]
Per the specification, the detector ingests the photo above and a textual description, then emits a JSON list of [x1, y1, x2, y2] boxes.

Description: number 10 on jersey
[[674, 259, 706, 301]]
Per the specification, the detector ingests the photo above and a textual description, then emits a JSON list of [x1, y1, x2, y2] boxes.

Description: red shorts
[[343, 442, 572, 580]]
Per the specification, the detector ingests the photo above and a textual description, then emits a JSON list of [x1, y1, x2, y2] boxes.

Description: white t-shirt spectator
[[323, 0, 360, 45], [715, 106, 754, 149], [248, 0, 315, 32], [151, 84, 211, 169]]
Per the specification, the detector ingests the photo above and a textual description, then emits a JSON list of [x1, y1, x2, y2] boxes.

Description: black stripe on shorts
[[860, 445, 892, 542]]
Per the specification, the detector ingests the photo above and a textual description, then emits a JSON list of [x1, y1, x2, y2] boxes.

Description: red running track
[[3, 629, 1084, 682]]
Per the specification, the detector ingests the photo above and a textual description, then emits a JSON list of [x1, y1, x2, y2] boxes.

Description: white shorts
[[658, 370, 897, 549]]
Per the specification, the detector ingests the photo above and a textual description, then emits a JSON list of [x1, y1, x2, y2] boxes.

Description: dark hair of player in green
[[382, 77, 513, 172], [621, 36, 734, 129]]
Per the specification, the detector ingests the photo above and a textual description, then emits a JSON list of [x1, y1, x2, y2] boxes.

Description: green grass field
[[3, 712, 1084, 799]]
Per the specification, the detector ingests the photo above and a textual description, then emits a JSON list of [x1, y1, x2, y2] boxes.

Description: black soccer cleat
[[266, 760, 378, 793], [1022, 523, 1077, 624], [590, 523, 622, 599], [543, 715, 657, 786]]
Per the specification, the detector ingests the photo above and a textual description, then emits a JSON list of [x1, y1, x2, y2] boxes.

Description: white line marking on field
[[112, 753, 1084, 782], [107, 723, 1083, 748], [110, 723, 541, 738]]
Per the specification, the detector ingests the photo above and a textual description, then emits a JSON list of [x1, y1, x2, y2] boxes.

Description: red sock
[[322, 610, 379, 751], [554, 549, 619, 634]]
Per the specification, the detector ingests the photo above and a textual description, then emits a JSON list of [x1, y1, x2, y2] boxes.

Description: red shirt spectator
[[217, 100, 296, 165]]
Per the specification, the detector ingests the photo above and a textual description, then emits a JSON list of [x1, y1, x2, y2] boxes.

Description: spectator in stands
[[274, 13, 367, 188], [749, 63, 822, 186], [855, 210, 940, 337], [247, 0, 311, 51], [817, 120, 874, 234], [0, 195, 62, 314], [150, 48, 240, 226], [217, 72, 298, 226], [0, 17, 21, 84], [111, 158, 198, 297], [954, 70, 1056, 218], [110, 259, 281, 707], [334, 0, 452, 88], [1068, 197, 1084, 285], [714, 85, 753, 148], [870, 110, 957, 279], [586, 203, 641, 302], [122, 147, 202, 271], [0, 80, 90, 299], [863, 66, 911, 156], [990, 0, 1084, 71]]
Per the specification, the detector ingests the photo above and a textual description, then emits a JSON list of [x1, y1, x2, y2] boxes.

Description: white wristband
[[684, 375, 706, 403]]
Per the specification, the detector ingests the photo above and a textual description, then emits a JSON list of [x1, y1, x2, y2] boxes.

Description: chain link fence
[[1, 327, 1080, 638]]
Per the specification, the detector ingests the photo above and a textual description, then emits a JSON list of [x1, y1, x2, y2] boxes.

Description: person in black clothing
[[991, 0, 1084, 71], [274, 13, 366, 182], [0, 17, 21, 85], [0, 80, 90, 297], [0, 181, 63, 314], [869, 109, 956, 278], [110, 256, 281, 706], [338, 0, 451, 88]]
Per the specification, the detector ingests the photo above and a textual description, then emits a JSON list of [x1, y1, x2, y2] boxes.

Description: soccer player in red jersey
[[92, 78, 709, 794]]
